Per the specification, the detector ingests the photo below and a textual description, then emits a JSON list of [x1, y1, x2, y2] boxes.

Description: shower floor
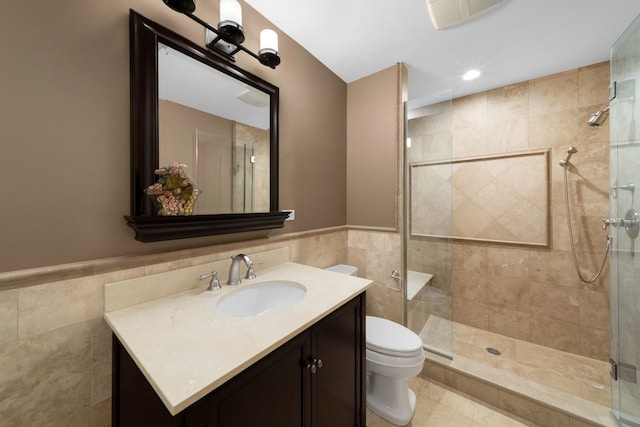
[[419, 315, 617, 426]]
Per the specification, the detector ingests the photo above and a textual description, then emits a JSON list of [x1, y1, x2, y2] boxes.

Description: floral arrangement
[[144, 163, 201, 216]]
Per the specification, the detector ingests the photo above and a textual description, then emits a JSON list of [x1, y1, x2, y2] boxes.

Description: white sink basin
[[215, 281, 307, 317]]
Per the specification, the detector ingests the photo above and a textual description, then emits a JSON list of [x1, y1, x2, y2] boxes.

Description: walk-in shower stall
[[404, 14, 640, 426]]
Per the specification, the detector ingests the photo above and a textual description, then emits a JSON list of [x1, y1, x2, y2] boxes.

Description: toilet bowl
[[366, 316, 424, 426], [325, 265, 425, 426]]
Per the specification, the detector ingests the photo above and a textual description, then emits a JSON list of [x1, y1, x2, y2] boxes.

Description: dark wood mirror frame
[[126, 10, 288, 242]]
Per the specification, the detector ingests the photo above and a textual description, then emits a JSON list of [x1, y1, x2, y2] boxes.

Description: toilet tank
[[325, 264, 358, 277]]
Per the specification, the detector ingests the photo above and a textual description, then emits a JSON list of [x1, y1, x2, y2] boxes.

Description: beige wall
[[408, 62, 611, 360], [1, 0, 347, 273], [347, 64, 405, 229]]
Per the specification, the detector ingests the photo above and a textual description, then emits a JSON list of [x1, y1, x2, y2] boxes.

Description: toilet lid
[[366, 316, 423, 357]]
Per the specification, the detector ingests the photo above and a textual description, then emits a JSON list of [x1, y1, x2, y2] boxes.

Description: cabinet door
[[311, 294, 365, 427], [185, 330, 311, 427]]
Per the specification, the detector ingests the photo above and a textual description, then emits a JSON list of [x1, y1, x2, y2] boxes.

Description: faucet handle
[[198, 270, 221, 291], [246, 266, 256, 280]]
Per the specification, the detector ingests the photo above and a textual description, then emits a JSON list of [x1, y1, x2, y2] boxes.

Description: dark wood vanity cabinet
[[112, 293, 365, 427]]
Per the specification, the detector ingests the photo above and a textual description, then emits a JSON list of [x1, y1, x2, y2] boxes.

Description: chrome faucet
[[227, 254, 256, 286]]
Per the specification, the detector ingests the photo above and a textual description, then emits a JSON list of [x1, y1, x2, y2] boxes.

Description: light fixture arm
[[165, 2, 280, 69]]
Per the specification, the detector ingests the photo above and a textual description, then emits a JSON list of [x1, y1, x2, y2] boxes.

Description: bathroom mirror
[[127, 10, 288, 242]]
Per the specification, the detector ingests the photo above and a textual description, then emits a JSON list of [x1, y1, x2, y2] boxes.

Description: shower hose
[[561, 162, 610, 284]]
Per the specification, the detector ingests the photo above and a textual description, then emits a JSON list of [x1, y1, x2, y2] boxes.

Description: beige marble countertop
[[104, 262, 372, 415]]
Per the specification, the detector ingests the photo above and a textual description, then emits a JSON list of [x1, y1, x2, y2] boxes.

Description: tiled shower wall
[[0, 226, 401, 426], [409, 62, 611, 360]]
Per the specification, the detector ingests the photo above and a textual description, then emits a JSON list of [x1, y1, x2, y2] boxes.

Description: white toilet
[[325, 265, 425, 426]]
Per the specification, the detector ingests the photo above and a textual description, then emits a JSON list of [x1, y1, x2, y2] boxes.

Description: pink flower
[[161, 194, 182, 215], [170, 162, 188, 175], [146, 183, 164, 195]]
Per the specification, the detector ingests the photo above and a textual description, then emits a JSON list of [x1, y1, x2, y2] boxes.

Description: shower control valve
[[602, 218, 622, 229], [603, 211, 640, 239], [602, 217, 631, 229]]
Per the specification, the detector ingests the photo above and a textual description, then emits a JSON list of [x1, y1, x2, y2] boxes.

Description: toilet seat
[[366, 316, 423, 358]]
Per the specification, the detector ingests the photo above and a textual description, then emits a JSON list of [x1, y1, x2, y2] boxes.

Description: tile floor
[[366, 376, 534, 427]]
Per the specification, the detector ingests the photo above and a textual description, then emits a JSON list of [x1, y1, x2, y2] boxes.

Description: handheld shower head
[[559, 147, 578, 166], [588, 106, 609, 127]]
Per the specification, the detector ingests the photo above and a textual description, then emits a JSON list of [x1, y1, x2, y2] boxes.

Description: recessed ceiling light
[[463, 69, 481, 81]]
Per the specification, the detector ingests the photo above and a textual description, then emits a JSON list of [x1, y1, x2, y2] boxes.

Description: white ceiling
[[245, 0, 640, 102]]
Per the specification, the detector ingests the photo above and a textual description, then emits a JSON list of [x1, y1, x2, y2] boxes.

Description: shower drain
[[486, 347, 501, 356]]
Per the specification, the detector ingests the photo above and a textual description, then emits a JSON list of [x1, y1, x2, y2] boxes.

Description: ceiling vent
[[427, 0, 502, 30]]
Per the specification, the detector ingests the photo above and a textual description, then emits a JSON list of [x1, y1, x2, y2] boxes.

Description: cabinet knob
[[306, 358, 323, 374], [306, 361, 317, 374]]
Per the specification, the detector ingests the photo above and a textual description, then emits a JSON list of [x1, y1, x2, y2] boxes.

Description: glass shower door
[[404, 91, 453, 358], [610, 13, 640, 426]]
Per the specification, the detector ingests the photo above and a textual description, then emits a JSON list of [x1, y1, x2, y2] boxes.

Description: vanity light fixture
[[162, 0, 281, 68]]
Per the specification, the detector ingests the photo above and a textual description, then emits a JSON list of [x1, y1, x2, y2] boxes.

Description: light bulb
[[220, 0, 242, 26], [260, 29, 278, 53]]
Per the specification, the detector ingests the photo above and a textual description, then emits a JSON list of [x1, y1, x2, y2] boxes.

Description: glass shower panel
[[404, 91, 453, 358], [232, 140, 255, 213], [610, 13, 640, 426]]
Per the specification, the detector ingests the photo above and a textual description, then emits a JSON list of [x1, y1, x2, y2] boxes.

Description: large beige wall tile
[[348, 230, 401, 287], [578, 62, 610, 108], [453, 270, 487, 303], [487, 82, 530, 123], [579, 326, 610, 360], [487, 247, 530, 279], [297, 231, 347, 268], [530, 283, 580, 323], [0, 322, 92, 426], [366, 284, 403, 323], [487, 307, 530, 341], [529, 110, 579, 150], [580, 289, 610, 329], [90, 319, 112, 407], [18, 276, 104, 338], [529, 70, 578, 116], [0, 289, 17, 344], [453, 242, 488, 273], [487, 277, 530, 311], [91, 398, 112, 427], [487, 117, 530, 154], [453, 93, 488, 127], [530, 314, 580, 353], [453, 299, 488, 330], [530, 250, 589, 289]]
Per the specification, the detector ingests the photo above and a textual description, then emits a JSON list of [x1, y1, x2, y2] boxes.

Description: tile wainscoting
[[0, 226, 403, 426]]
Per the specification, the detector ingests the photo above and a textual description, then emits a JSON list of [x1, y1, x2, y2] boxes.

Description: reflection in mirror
[[158, 43, 270, 214]]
